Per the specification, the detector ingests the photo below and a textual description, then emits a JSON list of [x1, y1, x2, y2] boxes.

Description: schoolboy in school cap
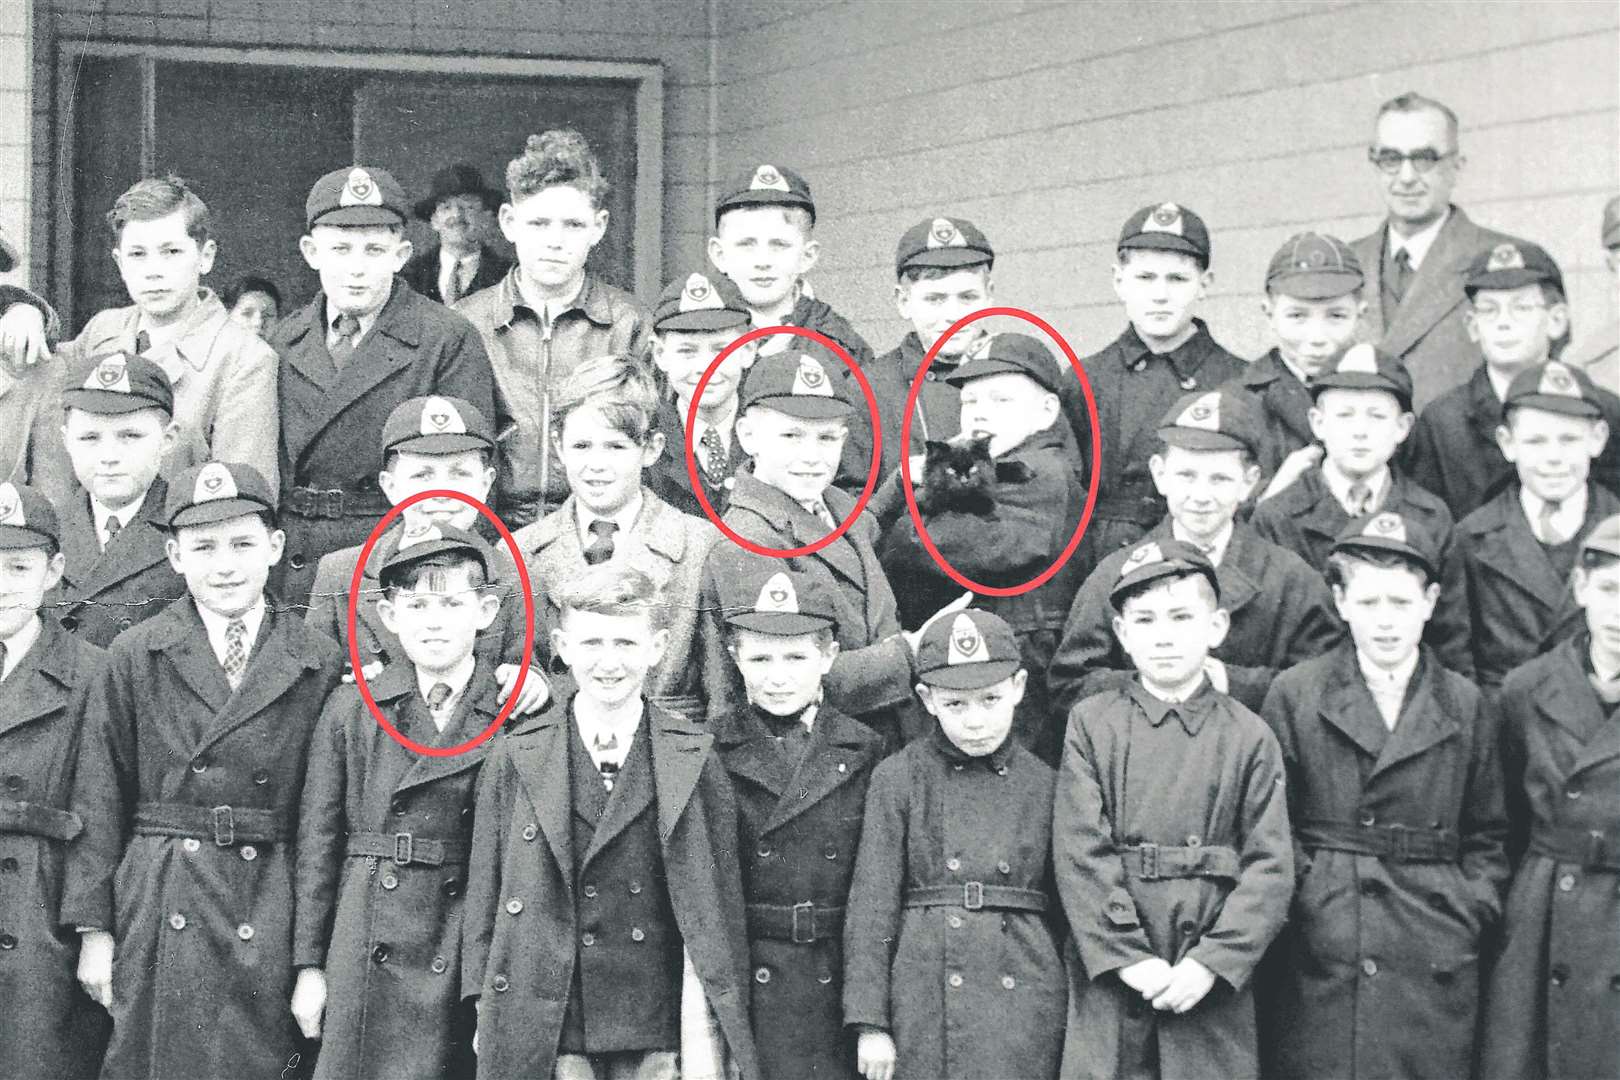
[[165, 461, 276, 529], [944, 332, 1061, 393], [1156, 386, 1262, 456], [0, 481, 61, 551], [62, 351, 174, 416], [377, 520, 492, 585], [1602, 196, 1620, 250], [723, 566, 836, 636], [895, 216, 995, 275], [1265, 232, 1364, 299], [714, 163, 816, 224], [381, 395, 496, 459], [739, 350, 852, 419], [305, 166, 410, 230], [1462, 240, 1565, 297], [1117, 201, 1211, 263], [1309, 341, 1415, 413], [1582, 512, 1620, 559], [1331, 510, 1440, 580], [915, 609, 1022, 689], [653, 271, 751, 332], [1108, 538, 1221, 610], [1502, 360, 1604, 419]]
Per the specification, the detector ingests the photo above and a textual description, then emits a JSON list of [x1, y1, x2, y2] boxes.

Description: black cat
[[918, 434, 1032, 516]]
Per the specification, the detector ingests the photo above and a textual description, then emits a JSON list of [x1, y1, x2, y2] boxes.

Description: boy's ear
[[164, 536, 183, 573], [548, 626, 570, 667], [1420, 581, 1441, 620], [650, 335, 671, 373], [735, 339, 759, 369], [475, 591, 501, 631], [892, 281, 911, 320], [1208, 606, 1232, 649], [298, 235, 320, 269], [161, 420, 180, 455], [1588, 417, 1611, 458], [640, 430, 667, 468], [1259, 295, 1274, 319], [1007, 667, 1029, 707], [1394, 411, 1416, 444], [798, 238, 822, 274], [1464, 307, 1482, 344], [820, 639, 841, 670], [1035, 392, 1061, 430], [389, 238, 413, 273], [497, 204, 517, 243], [648, 626, 672, 667], [589, 209, 610, 247], [1198, 268, 1215, 296], [1110, 612, 1128, 643], [197, 237, 218, 278], [377, 596, 399, 634], [914, 682, 937, 716], [377, 468, 399, 504], [43, 550, 66, 593], [1307, 405, 1327, 443], [1147, 452, 1168, 494], [1238, 461, 1263, 502], [1494, 422, 1517, 462], [1546, 302, 1571, 344], [735, 412, 758, 457], [706, 235, 728, 275], [265, 528, 286, 567]]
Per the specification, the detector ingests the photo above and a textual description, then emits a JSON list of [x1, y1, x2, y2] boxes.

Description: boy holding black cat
[[878, 333, 1087, 762]]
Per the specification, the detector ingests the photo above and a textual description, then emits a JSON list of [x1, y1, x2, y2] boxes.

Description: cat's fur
[[919, 434, 1032, 515]]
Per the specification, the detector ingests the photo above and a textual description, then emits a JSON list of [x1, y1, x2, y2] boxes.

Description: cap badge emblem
[[1486, 243, 1525, 271]]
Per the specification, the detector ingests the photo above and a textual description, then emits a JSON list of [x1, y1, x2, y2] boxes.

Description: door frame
[[52, 41, 664, 325]]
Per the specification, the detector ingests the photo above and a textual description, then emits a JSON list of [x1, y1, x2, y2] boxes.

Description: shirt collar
[[1117, 318, 1219, 383], [575, 489, 644, 547], [1274, 350, 1314, 386], [1171, 519, 1234, 566], [572, 695, 644, 761], [1385, 207, 1451, 270], [416, 654, 477, 709], [194, 598, 267, 664], [1129, 676, 1216, 735], [91, 490, 148, 536], [1356, 647, 1420, 694], [134, 289, 213, 349], [515, 270, 586, 327], [1484, 363, 1517, 402], [1321, 458, 1391, 512], [438, 246, 481, 271], [325, 297, 383, 342], [0, 615, 43, 680], [929, 724, 1018, 770], [1519, 484, 1587, 535]]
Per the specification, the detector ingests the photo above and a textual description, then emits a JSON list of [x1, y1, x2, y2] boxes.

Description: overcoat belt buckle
[[1386, 824, 1415, 861], [790, 901, 816, 944], [1136, 844, 1159, 880], [211, 805, 235, 847], [963, 881, 985, 911], [394, 832, 414, 866]]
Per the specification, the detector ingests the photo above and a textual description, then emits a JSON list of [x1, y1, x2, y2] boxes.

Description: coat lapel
[[649, 705, 713, 843], [729, 475, 865, 587], [1369, 654, 1458, 779], [714, 713, 794, 800], [1382, 207, 1476, 359], [1245, 352, 1315, 447], [0, 621, 77, 738], [1214, 525, 1263, 619], [194, 608, 324, 754], [281, 299, 336, 390], [393, 666, 500, 793], [1470, 493, 1562, 618], [510, 712, 573, 881], [62, 478, 174, 601], [148, 602, 232, 718], [1318, 646, 1390, 760], [582, 723, 655, 866], [1538, 642, 1620, 778], [765, 711, 879, 833]]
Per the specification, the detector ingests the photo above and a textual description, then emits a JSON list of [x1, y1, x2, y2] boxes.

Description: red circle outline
[[899, 307, 1102, 597], [683, 325, 882, 558], [345, 489, 537, 757]]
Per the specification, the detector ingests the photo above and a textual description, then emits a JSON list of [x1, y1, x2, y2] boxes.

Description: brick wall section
[[28, 0, 715, 285], [713, 0, 1620, 367], [0, 0, 31, 286]]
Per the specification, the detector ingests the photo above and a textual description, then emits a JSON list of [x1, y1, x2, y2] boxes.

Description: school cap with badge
[[378, 520, 492, 587], [652, 271, 750, 333], [714, 163, 815, 224], [1309, 342, 1415, 413], [1108, 539, 1221, 611], [738, 350, 852, 419], [1331, 511, 1439, 580], [1117, 201, 1211, 262], [944, 332, 1062, 393], [1581, 513, 1620, 559], [0, 481, 61, 552], [1462, 240, 1565, 297], [305, 166, 410, 230], [1156, 386, 1261, 456], [1502, 360, 1603, 420], [915, 609, 1022, 690], [165, 461, 277, 530], [1265, 232, 1364, 299], [382, 395, 496, 459], [895, 216, 995, 275], [63, 351, 175, 416], [723, 564, 835, 636]]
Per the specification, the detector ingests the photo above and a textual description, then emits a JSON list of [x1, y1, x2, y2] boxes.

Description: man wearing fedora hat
[[401, 163, 512, 306]]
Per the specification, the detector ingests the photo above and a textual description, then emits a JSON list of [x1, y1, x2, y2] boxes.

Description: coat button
[[237, 923, 254, 941], [521, 824, 538, 841], [0, 934, 14, 949], [1178, 920, 1198, 935], [372, 944, 389, 963], [817, 973, 833, 985], [118, 618, 132, 631], [252, 770, 269, 785], [757, 843, 772, 858], [755, 967, 771, 984], [581, 933, 595, 946], [382, 875, 398, 891], [369, 642, 383, 655], [1558, 874, 1577, 892], [631, 928, 645, 942], [170, 913, 187, 931], [1001, 976, 1016, 990], [948, 973, 964, 988], [629, 880, 642, 894], [443, 880, 461, 897], [952, 764, 964, 772], [1550, 966, 1568, 987], [61, 617, 77, 631], [431, 956, 448, 974], [997, 861, 1011, 875], [1566, 786, 1583, 800], [1360, 958, 1377, 977], [182, 838, 201, 853], [289, 554, 306, 570], [506, 898, 524, 915], [1185, 835, 1201, 847], [392, 799, 407, 816], [583, 885, 598, 899], [948, 916, 963, 929], [945, 857, 961, 872], [492, 974, 509, 992], [823, 845, 838, 860], [240, 845, 257, 862], [1358, 810, 1375, 827], [190, 758, 207, 774]]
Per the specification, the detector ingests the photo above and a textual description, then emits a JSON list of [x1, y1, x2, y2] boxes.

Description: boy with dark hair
[[1450, 360, 1620, 689], [457, 129, 651, 528], [1050, 387, 1341, 715], [845, 609, 1067, 1080], [61, 461, 344, 1080], [1261, 512, 1508, 1080], [708, 163, 873, 367], [713, 562, 883, 1080], [644, 269, 759, 517], [0, 482, 111, 1080], [1252, 343, 1471, 674], [463, 565, 758, 1080], [1480, 513, 1620, 1080], [1076, 203, 1247, 565], [293, 522, 504, 1079], [272, 165, 499, 608], [1056, 540, 1292, 1080]]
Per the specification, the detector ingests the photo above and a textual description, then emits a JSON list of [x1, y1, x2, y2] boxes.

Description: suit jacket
[[401, 242, 512, 306], [1351, 206, 1527, 410], [516, 489, 720, 720], [53, 477, 188, 648]]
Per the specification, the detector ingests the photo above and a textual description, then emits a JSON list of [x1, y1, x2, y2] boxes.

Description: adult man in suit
[[1352, 92, 1529, 411], [400, 163, 512, 307]]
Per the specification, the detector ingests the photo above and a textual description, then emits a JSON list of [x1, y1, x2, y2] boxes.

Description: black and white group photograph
[[0, 1, 1616, 1078]]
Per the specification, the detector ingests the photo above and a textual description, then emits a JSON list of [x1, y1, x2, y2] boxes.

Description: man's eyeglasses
[[1367, 147, 1457, 174]]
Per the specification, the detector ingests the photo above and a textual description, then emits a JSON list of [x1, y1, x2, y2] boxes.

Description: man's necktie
[[330, 314, 361, 370], [799, 500, 836, 529], [1389, 248, 1413, 305], [222, 618, 248, 689], [1347, 482, 1372, 518], [583, 519, 618, 565], [699, 426, 727, 480], [1537, 499, 1566, 545], [443, 261, 468, 305], [593, 731, 620, 792], [134, 330, 151, 355], [103, 514, 123, 551], [426, 682, 453, 711]]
